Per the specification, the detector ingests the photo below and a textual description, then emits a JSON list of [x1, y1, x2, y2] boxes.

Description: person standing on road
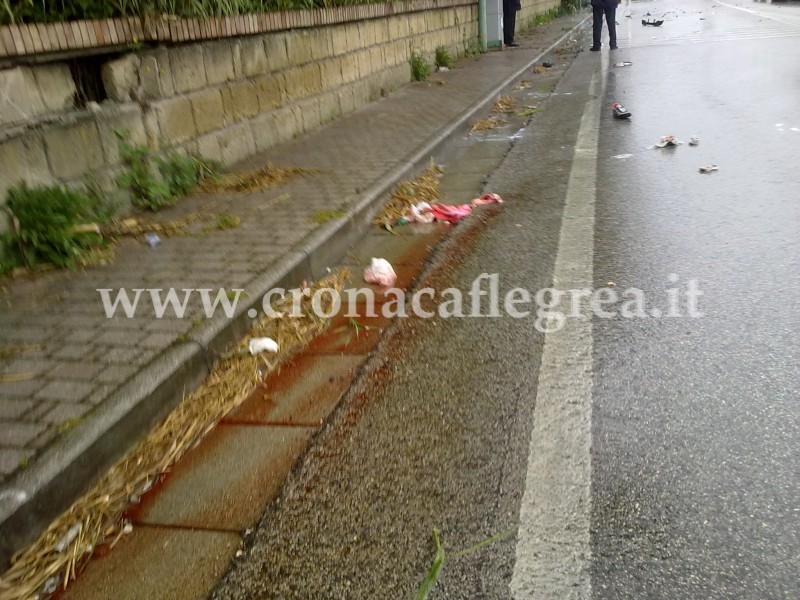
[[503, 0, 522, 47], [590, 0, 619, 51]]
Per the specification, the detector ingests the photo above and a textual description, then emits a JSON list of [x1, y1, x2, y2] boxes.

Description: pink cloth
[[430, 203, 472, 223], [470, 193, 504, 206]]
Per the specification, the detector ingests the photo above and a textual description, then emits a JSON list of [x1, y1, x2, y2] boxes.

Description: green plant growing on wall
[[434, 45, 452, 69], [410, 51, 432, 82], [115, 131, 218, 211], [1, 183, 110, 271], [462, 34, 481, 58], [116, 137, 173, 211]]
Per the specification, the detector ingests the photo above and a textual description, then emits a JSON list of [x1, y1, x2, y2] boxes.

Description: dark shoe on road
[[506, 41, 520, 47], [610, 45, 618, 49], [590, 46, 601, 51]]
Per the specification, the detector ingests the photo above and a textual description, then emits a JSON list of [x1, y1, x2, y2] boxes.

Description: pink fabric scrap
[[470, 193, 504, 206], [430, 203, 472, 223]]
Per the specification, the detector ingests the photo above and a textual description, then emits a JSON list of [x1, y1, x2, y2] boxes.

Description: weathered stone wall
[[0, 0, 558, 230], [518, 0, 563, 30]]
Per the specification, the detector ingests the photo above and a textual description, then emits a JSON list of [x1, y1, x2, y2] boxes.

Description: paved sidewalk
[[0, 12, 588, 567]]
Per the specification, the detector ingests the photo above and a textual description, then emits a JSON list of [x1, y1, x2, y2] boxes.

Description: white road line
[[510, 61, 606, 600]]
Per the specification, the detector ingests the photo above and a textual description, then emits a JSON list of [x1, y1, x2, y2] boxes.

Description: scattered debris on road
[[614, 61, 633, 67], [689, 136, 700, 146], [612, 103, 632, 119], [653, 135, 682, 148], [470, 116, 508, 132], [492, 96, 516, 113], [699, 164, 719, 173]]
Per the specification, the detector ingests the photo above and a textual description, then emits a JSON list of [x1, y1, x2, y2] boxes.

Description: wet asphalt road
[[591, 0, 800, 598], [213, 1, 799, 598]]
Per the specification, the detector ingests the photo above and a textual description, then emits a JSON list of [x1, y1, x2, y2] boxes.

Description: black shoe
[[506, 41, 520, 47], [589, 46, 601, 51], [610, 45, 618, 49]]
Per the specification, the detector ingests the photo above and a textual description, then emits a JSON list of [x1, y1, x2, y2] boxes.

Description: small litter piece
[[614, 61, 633, 67], [405, 202, 435, 224], [144, 232, 161, 247], [364, 258, 397, 287], [689, 136, 700, 146], [248, 337, 279, 355], [533, 65, 548, 74], [470, 193, 504, 206], [613, 153, 634, 159], [699, 164, 719, 173], [437, 66, 450, 72], [612, 103, 632, 119], [642, 19, 664, 26], [55, 523, 83, 553], [654, 135, 681, 148], [542, 61, 553, 68]]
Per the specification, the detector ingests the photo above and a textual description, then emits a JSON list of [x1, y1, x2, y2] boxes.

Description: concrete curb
[[0, 16, 589, 569]]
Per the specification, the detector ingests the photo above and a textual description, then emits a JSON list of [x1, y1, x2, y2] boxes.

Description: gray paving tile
[[34, 381, 95, 403], [0, 448, 33, 476], [40, 402, 92, 425], [0, 398, 35, 420], [0, 421, 46, 447]]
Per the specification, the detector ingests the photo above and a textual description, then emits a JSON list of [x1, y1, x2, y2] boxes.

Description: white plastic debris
[[55, 523, 83, 553], [363, 258, 397, 287], [248, 337, 279, 355], [122, 522, 133, 534], [42, 576, 59, 595], [689, 136, 700, 146], [407, 202, 434, 224], [653, 135, 682, 148], [699, 164, 719, 173]]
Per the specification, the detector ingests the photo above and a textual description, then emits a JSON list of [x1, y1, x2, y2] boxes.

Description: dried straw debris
[[372, 164, 444, 227], [491, 96, 516, 113], [470, 116, 508, 133], [200, 163, 315, 194]]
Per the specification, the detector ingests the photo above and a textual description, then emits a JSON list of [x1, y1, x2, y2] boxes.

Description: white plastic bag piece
[[249, 337, 279, 355], [363, 258, 397, 287], [409, 202, 434, 224]]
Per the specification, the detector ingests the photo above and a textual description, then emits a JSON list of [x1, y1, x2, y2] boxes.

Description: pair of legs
[[503, 4, 519, 46], [592, 5, 617, 49]]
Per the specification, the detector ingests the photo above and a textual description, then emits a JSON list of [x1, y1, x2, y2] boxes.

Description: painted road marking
[[510, 61, 606, 599]]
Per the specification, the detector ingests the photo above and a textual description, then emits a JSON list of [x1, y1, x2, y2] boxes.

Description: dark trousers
[[592, 5, 617, 48], [503, 6, 518, 44]]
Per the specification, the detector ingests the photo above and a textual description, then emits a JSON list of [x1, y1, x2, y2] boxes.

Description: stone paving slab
[[134, 425, 316, 531], [224, 354, 363, 426], [0, 13, 589, 568], [60, 526, 240, 600]]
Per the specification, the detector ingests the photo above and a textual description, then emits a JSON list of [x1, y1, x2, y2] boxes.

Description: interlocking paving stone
[[0, 421, 46, 447], [0, 399, 35, 420], [40, 402, 92, 425], [33, 380, 95, 403], [0, 449, 32, 477]]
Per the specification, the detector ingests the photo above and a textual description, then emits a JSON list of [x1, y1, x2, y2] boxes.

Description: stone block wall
[[518, 0, 563, 32]]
